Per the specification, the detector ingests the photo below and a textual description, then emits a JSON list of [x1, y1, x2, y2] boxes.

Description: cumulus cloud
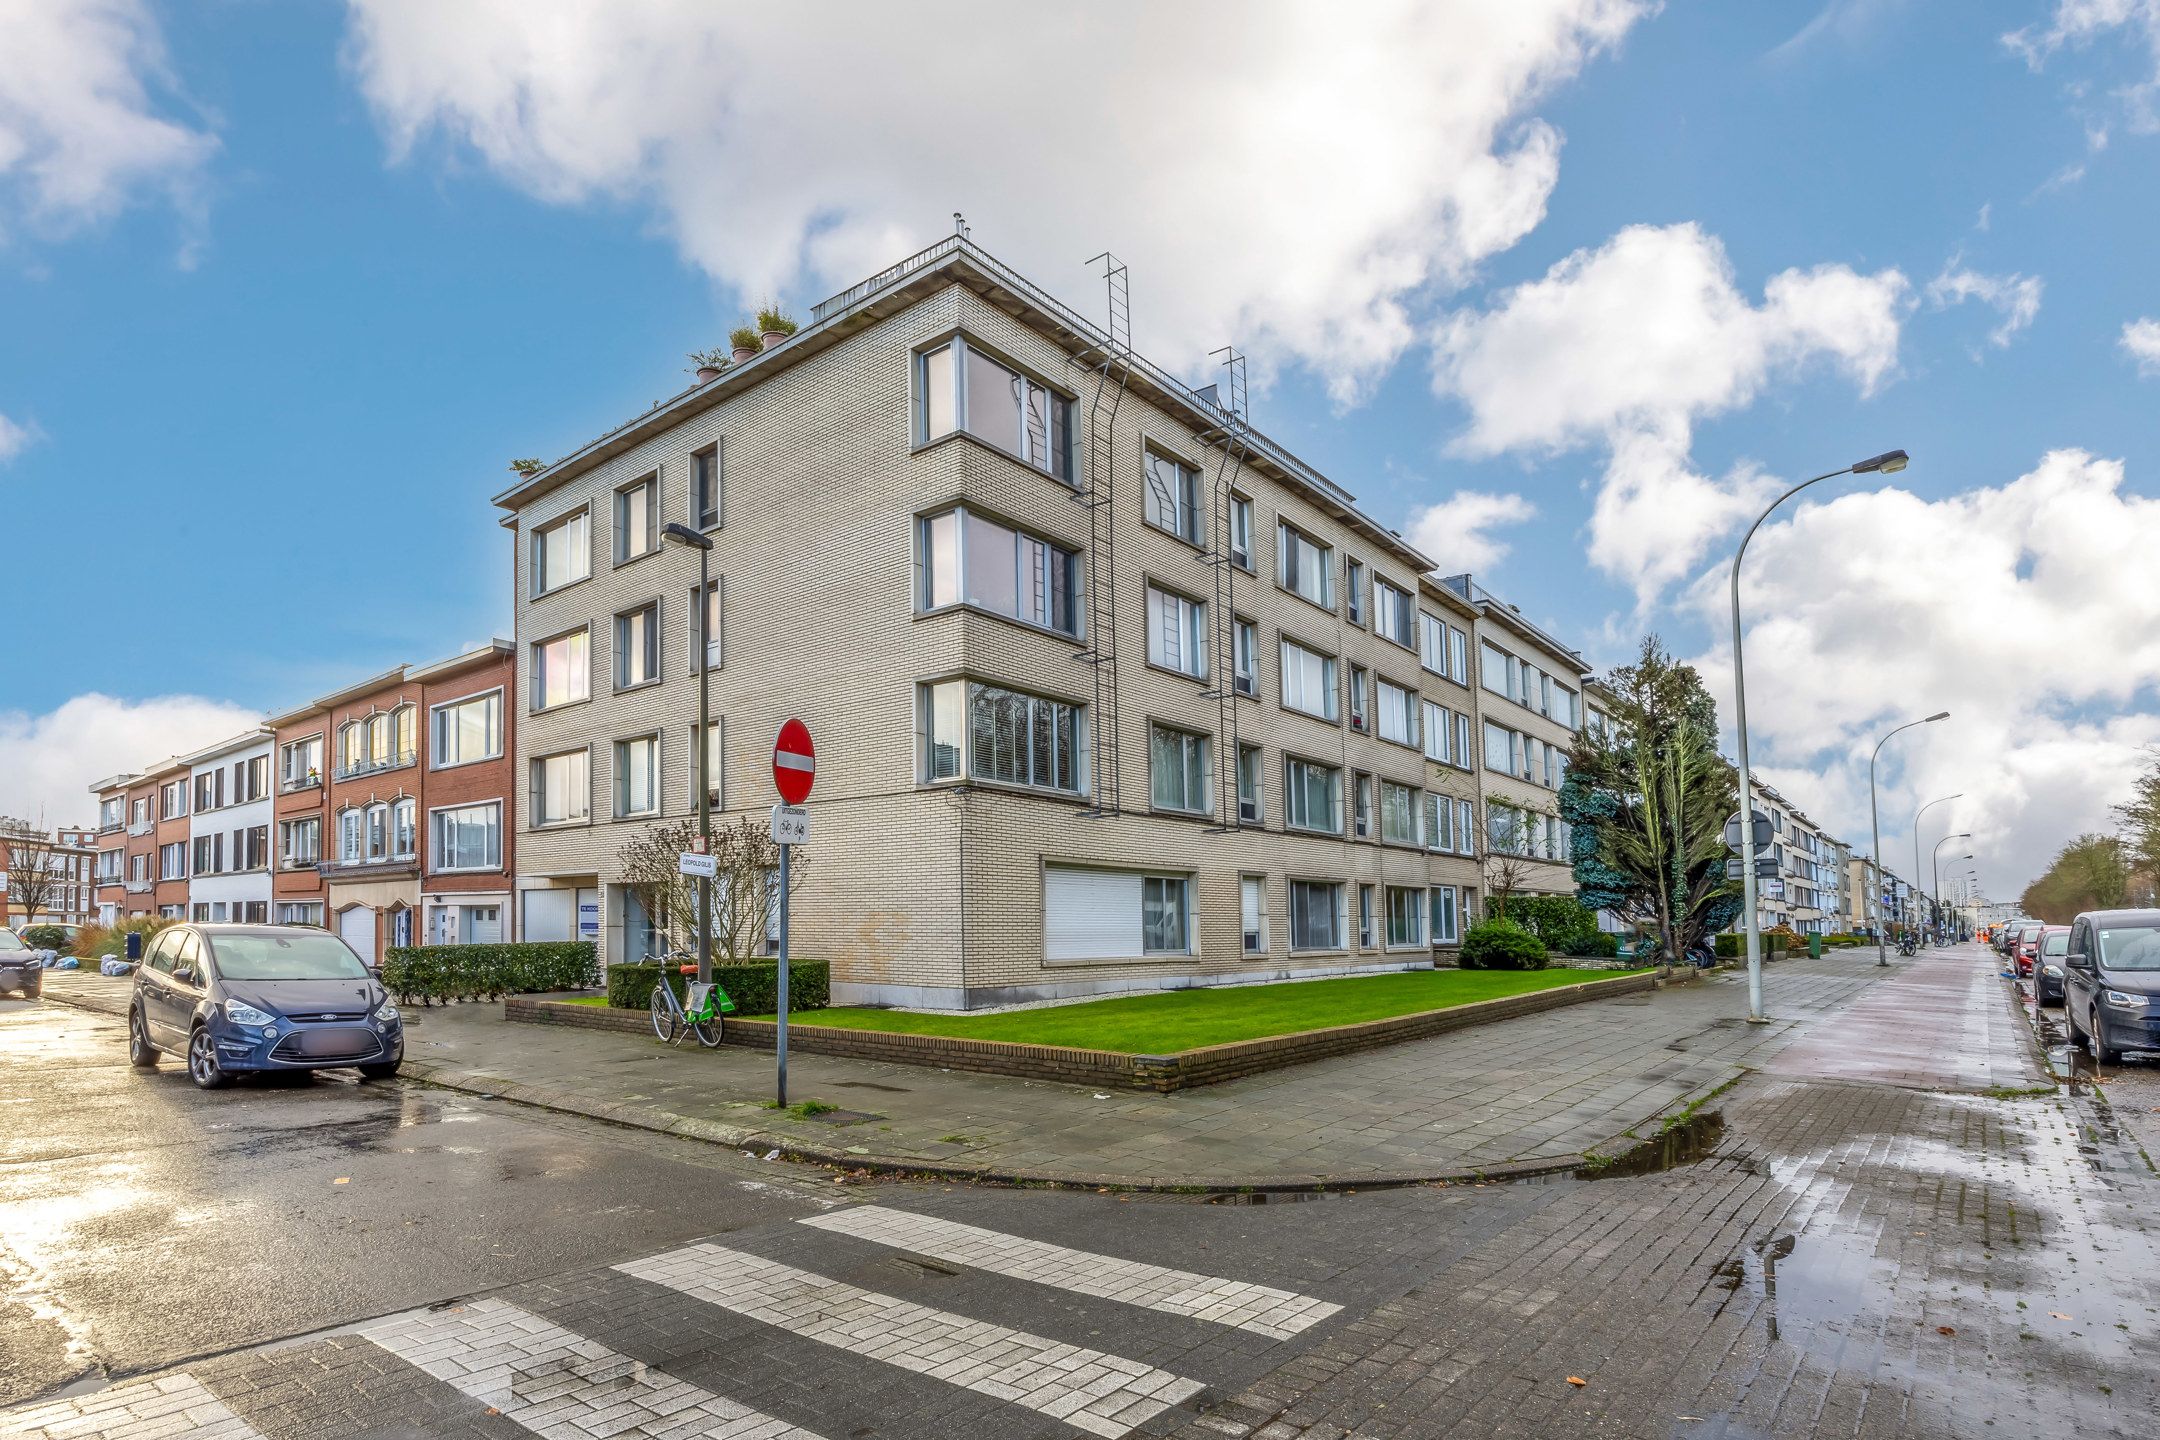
[[2122, 316, 2160, 375], [341, 0, 1651, 403], [1429, 222, 1907, 602], [1684, 448, 2160, 898], [1926, 264, 2044, 349], [0, 413, 33, 463], [0, 693, 259, 828], [1405, 490, 1537, 576], [2006, 0, 2160, 134], [0, 0, 216, 239]]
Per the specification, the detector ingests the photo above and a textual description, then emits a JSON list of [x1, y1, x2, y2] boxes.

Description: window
[[192, 903, 210, 922], [1241, 876, 1268, 955], [1374, 579, 1414, 648], [1346, 557, 1365, 625], [1145, 585, 1208, 679], [692, 443, 722, 530], [1236, 743, 1262, 824], [1484, 721, 1517, 775], [391, 799, 415, 860], [192, 835, 220, 875], [280, 736, 322, 789], [432, 691, 502, 768], [1280, 640, 1339, 721], [192, 771, 221, 812], [338, 808, 363, 863], [1379, 780, 1419, 845], [1232, 619, 1258, 697], [1229, 494, 1254, 569], [1278, 522, 1335, 608], [1419, 613, 1446, 673], [1455, 713, 1473, 770], [1423, 701, 1450, 763], [364, 802, 388, 861], [531, 509, 590, 596], [1353, 773, 1373, 839], [1149, 724, 1211, 815], [1143, 450, 1201, 543], [1347, 665, 1369, 731], [365, 713, 391, 768], [234, 757, 268, 804], [1141, 875, 1192, 953], [615, 735, 660, 817], [691, 578, 725, 670], [238, 825, 269, 871], [688, 720, 723, 808], [1377, 678, 1418, 747], [920, 680, 1085, 794], [1458, 798, 1477, 855], [1387, 887, 1427, 948], [1480, 641, 1509, 696], [1357, 884, 1376, 948], [532, 749, 591, 827], [158, 841, 186, 880], [916, 337, 1073, 480], [280, 816, 320, 869], [238, 902, 268, 925], [615, 603, 660, 689], [532, 628, 591, 711], [1284, 758, 1342, 834], [432, 802, 502, 873], [1423, 792, 1452, 852], [918, 509, 1079, 636], [1289, 880, 1343, 951], [100, 796, 124, 831], [1433, 888, 1461, 944], [1449, 626, 1468, 684], [275, 901, 325, 927], [614, 474, 657, 564], [1552, 683, 1580, 730]]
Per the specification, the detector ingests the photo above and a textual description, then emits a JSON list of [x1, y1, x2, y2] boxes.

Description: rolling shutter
[[1043, 865, 1142, 961]]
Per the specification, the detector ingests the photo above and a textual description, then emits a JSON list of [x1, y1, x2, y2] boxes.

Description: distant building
[[0, 820, 100, 929]]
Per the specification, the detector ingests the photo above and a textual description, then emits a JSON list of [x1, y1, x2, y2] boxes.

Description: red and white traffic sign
[[772, 718, 815, 805]]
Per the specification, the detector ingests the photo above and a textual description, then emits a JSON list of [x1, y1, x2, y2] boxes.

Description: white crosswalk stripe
[[617, 1242, 1206, 1438], [0, 1373, 266, 1440], [801, 1205, 1343, 1339], [358, 1297, 825, 1439]]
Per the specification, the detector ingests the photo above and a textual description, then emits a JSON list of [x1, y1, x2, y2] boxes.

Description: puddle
[[1578, 1110, 1727, 1179]]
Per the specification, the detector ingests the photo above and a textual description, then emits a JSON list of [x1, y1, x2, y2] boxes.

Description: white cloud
[[1925, 264, 2044, 349], [1683, 448, 2160, 898], [341, 0, 1652, 403], [1405, 490, 1537, 576], [0, 693, 258, 829], [2007, 0, 2160, 134], [0, 0, 216, 239], [2122, 316, 2160, 375], [1429, 222, 1907, 602], [0, 413, 33, 463]]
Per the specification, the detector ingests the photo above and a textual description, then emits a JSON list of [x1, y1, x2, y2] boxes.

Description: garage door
[[522, 890, 574, 942], [465, 905, 503, 944], [338, 906, 377, 964], [1043, 865, 1143, 961]]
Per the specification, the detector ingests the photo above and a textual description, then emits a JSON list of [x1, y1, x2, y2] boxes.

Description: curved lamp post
[[1733, 449, 1909, 1022], [1869, 712, 1948, 964], [1914, 794, 1963, 944]]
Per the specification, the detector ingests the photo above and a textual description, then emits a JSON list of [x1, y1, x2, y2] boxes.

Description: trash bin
[[1809, 933, 1822, 958]]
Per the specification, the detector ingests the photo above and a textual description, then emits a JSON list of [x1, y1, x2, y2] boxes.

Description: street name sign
[[678, 852, 717, 879]]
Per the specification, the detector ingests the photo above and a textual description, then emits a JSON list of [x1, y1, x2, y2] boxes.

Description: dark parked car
[[2064, 910, 2160, 1064], [127, 924, 402, 1089], [0, 927, 44, 999], [2032, 925, 2071, 1005]]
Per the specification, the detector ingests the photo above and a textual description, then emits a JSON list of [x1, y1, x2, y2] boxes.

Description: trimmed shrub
[[607, 959, 830, 1015], [1486, 894, 1602, 955], [1562, 930, 1622, 958], [1458, 920, 1550, 971], [19, 924, 73, 953], [380, 942, 598, 1005]]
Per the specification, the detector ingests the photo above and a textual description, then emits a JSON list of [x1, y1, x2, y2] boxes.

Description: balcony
[[126, 821, 154, 838], [334, 751, 417, 782], [280, 773, 323, 795], [318, 855, 420, 883], [125, 879, 152, 894]]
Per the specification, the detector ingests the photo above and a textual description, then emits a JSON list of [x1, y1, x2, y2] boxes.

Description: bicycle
[[646, 946, 735, 1049]]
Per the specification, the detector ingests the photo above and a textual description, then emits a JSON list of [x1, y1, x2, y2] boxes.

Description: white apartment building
[[184, 730, 275, 924]]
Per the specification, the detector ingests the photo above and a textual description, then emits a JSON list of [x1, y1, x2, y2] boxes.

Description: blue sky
[[4, 0, 2158, 898]]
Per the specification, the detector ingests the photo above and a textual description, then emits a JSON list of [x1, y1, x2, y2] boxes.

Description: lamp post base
[[1744, 1015, 1772, 1026]]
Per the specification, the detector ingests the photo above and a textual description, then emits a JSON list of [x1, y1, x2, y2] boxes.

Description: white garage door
[[522, 890, 574, 942], [465, 905, 503, 944], [338, 906, 377, 964], [1043, 865, 1143, 961]]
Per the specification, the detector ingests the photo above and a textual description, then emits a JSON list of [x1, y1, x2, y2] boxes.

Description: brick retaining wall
[[506, 970, 1655, 1092]]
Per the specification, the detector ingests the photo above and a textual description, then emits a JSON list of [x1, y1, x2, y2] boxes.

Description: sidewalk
[[37, 946, 2035, 1190]]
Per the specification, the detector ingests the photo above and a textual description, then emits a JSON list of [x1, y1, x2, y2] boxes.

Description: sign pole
[[768, 717, 814, 1112], [776, 839, 790, 1107]]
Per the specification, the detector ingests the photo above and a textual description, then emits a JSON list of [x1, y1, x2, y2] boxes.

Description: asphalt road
[[0, 997, 837, 1407]]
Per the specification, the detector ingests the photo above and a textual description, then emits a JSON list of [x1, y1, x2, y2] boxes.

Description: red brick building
[[91, 775, 133, 923], [121, 772, 160, 918], [149, 757, 191, 917]]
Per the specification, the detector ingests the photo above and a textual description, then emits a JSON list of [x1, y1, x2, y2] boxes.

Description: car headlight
[[2104, 990, 2147, 1008], [224, 999, 276, 1027], [373, 1000, 401, 1027], [2043, 964, 2064, 977]]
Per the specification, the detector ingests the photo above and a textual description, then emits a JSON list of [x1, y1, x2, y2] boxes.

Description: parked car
[[126, 924, 402, 1089], [2012, 922, 2048, 977], [2032, 926, 2071, 1005], [2064, 910, 2160, 1064], [0, 928, 45, 999]]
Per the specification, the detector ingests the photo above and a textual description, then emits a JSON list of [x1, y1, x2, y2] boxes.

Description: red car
[[2013, 922, 2048, 977]]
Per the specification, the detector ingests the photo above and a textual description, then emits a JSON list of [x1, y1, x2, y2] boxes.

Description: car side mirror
[[2066, 952, 2091, 970], [172, 965, 194, 986]]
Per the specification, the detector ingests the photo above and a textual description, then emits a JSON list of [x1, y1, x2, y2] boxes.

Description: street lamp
[[1914, 794, 1963, 944], [1932, 838, 1971, 942], [1868, 711, 1948, 965], [1732, 449, 1909, 1021], [663, 521, 717, 986]]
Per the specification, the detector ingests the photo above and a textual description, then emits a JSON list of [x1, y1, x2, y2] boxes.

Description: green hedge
[[606, 960, 830, 1015], [1714, 932, 1792, 959], [1458, 920, 1550, 971], [380, 942, 598, 1004], [18, 924, 73, 953]]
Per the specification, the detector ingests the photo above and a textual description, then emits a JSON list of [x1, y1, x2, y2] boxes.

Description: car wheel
[[128, 1008, 159, 1067], [357, 1057, 402, 1080], [187, 1027, 232, 1090], [2092, 1010, 2126, 1066], [2066, 1003, 2085, 1043]]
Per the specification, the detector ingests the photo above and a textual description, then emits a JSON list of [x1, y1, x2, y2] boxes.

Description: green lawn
[[726, 967, 1640, 1055]]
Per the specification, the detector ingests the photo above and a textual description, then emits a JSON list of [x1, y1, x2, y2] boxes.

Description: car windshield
[[208, 932, 369, 982], [0, 930, 24, 952], [2043, 932, 2068, 956], [2097, 925, 2160, 971]]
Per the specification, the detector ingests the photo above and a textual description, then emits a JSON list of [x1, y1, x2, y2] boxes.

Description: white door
[[338, 906, 377, 964], [1043, 865, 1143, 961], [523, 890, 574, 941], [465, 905, 502, 944]]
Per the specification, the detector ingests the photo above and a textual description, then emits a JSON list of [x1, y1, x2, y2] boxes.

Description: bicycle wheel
[[690, 1011, 723, 1049], [649, 983, 681, 1044]]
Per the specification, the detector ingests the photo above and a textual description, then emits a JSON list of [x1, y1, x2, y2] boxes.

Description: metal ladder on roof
[[1072, 254, 1131, 817], [1199, 348, 1250, 835]]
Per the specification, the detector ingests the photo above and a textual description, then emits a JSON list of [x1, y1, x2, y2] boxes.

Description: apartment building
[[184, 730, 274, 924], [498, 236, 1495, 1007], [151, 758, 191, 918], [1747, 780, 1840, 934], [119, 771, 160, 917], [0, 822, 99, 929], [1441, 575, 1589, 900], [92, 775, 131, 923]]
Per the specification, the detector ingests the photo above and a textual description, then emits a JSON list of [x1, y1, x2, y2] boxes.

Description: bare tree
[[1, 818, 58, 928], [615, 815, 810, 962], [1480, 794, 1557, 919]]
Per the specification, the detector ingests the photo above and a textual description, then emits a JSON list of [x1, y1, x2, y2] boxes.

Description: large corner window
[[916, 337, 1073, 481], [919, 679, 1086, 795], [531, 508, 591, 597], [918, 509, 1079, 637]]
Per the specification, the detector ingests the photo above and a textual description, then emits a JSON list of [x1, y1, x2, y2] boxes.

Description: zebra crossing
[[2, 1202, 1346, 1440]]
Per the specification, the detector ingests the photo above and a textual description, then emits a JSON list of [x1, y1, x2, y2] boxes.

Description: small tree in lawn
[[1481, 795, 1557, 917], [615, 815, 809, 962]]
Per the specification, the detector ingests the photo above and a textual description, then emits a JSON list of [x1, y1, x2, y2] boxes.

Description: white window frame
[[1284, 756, 1343, 835], [1277, 520, 1336, 609], [690, 577, 726, 671], [1240, 874, 1269, 956], [429, 687, 504, 770], [531, 625, 592, 712], [1145, 584, 1208, 680], [1149, 723, 1212, 816], [1373, 578, 1414, 649], [531, 748, 592, 829], [916, 507, 1080, 639], [614, 733, 662, 818], [614, 601, 661, 691], [613, 471, 659, 565], [1288, 878, 1345, 953], [1385, 885, 1427, 950], [1228, 493, 1254, 570], [1376, 677, 1418, 748], [914, 334, 1074, 482], [1280, 639, 1340, 722], [1143, 448, 1203, 544], [530, 506, 591, 598]]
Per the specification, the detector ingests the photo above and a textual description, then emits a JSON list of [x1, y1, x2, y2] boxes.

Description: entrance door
[[464, 905, 503, 944], [338, 905, 378, 965]]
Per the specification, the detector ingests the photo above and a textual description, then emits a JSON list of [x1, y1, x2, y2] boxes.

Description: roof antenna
[[952, 211, 970, 240]]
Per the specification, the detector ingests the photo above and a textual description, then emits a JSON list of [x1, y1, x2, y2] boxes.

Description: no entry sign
[[772, 718, 815, 805]]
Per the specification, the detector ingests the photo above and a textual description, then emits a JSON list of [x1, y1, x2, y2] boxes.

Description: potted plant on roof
[[729, 326, 762, 364], [508, 457, 544, 477], [687, 348, 731, 383], [756, 304, 798, 351]]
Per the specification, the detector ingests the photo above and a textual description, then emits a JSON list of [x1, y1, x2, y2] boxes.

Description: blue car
[[127, 924, 403, 1089]]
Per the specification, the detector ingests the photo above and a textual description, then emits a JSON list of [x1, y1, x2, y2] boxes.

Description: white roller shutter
[[522, 890, 573, 941], [1044, 865, 1143, 961], [338, 906, 377, 962]]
